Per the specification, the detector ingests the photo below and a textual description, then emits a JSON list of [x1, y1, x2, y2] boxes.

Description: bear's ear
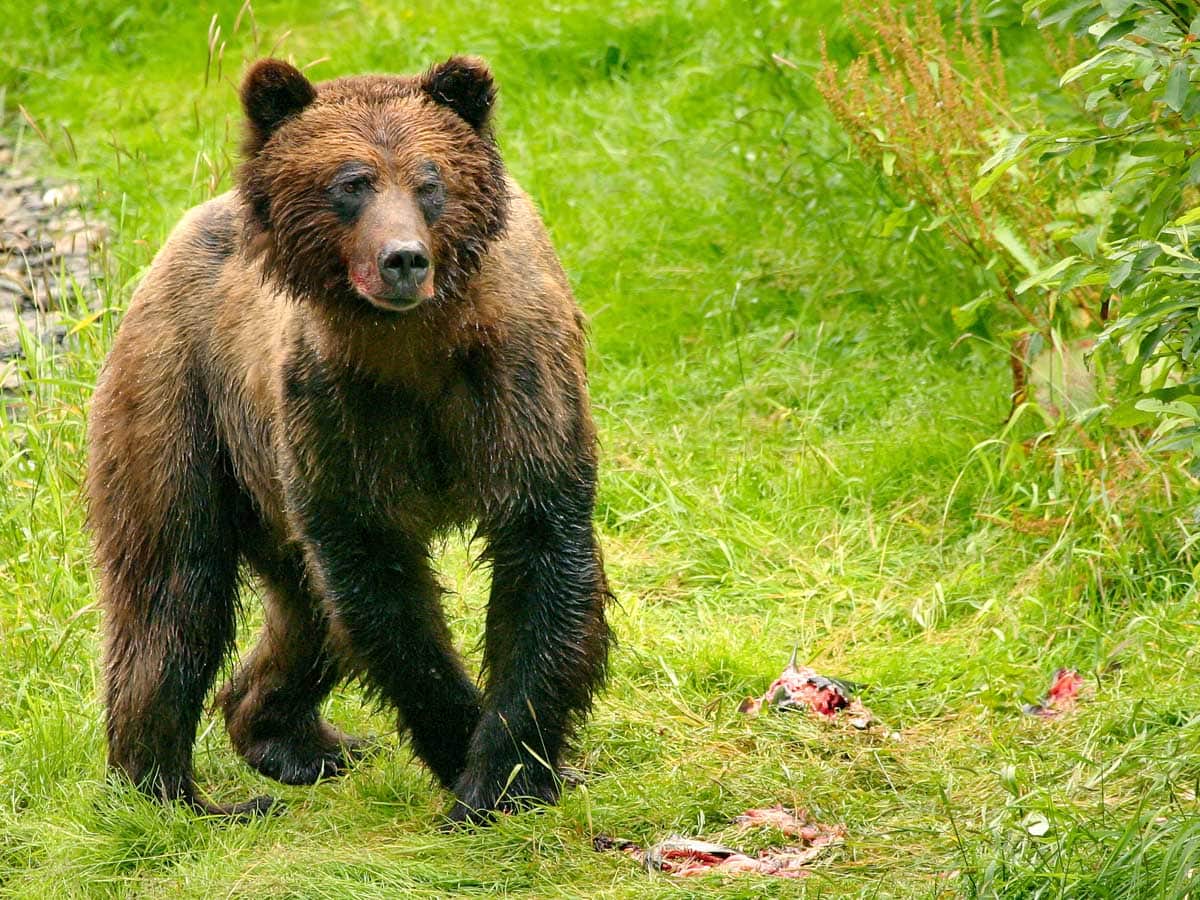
[[420, 56, 496, 132], [240, 59, 317, 155]]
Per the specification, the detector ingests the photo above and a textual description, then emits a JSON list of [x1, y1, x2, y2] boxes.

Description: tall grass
[[0, 0, 1197, 896]]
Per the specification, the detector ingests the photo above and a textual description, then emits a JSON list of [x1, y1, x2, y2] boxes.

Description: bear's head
[[238, 56, 508, 314]]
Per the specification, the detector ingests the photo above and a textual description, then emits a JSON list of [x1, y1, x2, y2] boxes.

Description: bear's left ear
[[420, 56, 496, 132], [241, 59, 317, 155]]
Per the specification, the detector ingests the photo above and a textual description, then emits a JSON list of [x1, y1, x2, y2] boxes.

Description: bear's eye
[[416, 180, 446, 223], [328, 168, 375, 221]]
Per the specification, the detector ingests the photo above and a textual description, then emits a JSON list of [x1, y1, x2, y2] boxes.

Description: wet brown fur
[[86, 57, 611, 820]]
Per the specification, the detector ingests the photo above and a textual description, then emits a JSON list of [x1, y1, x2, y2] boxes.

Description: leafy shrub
[[817, 0, 1098, 408], [1021, 0, 1200, 455]]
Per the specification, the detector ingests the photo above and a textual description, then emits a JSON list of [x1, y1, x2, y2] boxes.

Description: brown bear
[[85, 56, 611, 823]]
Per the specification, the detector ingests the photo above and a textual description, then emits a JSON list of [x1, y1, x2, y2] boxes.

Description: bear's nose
[[378, 240, 431, 289]]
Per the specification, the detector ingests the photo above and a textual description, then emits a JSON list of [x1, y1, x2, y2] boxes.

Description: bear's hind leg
[[220, 552, 365, 785], [101, 555, 264, 815], [90, 373, 269, 816]]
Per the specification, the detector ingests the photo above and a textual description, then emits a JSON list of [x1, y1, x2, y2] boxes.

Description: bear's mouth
[[349, 268, 435, 313], [364, 293, 426, 313]]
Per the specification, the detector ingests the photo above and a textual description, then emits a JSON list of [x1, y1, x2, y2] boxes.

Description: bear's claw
[[243, 732, 374, 786]]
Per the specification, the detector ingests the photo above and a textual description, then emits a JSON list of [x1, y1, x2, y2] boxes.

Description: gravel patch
[[0, 132, 107, 390]]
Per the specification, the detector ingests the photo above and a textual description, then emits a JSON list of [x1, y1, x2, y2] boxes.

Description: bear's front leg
[[294, 504, 483, 789], [452, 489, 611, 823]]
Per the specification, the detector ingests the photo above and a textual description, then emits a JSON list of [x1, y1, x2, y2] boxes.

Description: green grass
[[2, 0, 1200, 896]]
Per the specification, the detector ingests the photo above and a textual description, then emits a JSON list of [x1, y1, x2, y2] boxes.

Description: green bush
[[817, 0, 1101, 411], [1020, 0, 1200, 452]]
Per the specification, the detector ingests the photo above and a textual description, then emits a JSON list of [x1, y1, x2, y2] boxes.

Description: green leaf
[[1060, 48, 1118, 86], [1110, 256, 1134, 288], [1059, 261, 1101, 294], [1183, 90, 1200, 121], [1138, 321, 1172, 364], [952, 291, 995, 330], [1151, 427, 1200, 453], [1166, 61, 1190, 112], [1071, 225, 1102, 256], [973, 134, 1029, 200], [1066, 141, 1097, 173], [1099, 20, 1137, 48], [1025, 332, 1045, 364], [1141, 177, 1180, 238], [1036, 0, 1096, 28], [1085, 87, 1110, 111], [1136, 397, 1200, 418], [1103, 106, 1132, 127], [1038, 144, 1078, 162], [1136, 16, 1185, 43], [1144, 385, 1200, 404], [879, 205, 911, 239], [920, 214, 951, 233], [1183, 322, 1200, 358], [1131, 139, 1183, 158], [1108, 399, 1156, 427], [1016, 256, 1079, 294], [1149, 245, 1199, 264], [979, 134, 1030, 176], [882, 151, 896, 176], [992, 222, 1040, 275]]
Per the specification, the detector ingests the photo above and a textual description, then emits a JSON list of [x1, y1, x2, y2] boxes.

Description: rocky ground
[[0, 132, 106, 389]]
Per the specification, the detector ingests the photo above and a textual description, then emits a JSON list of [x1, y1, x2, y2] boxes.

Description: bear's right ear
[[240, 59, 317, 155]]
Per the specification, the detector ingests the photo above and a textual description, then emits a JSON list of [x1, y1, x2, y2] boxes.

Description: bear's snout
[[378, 240, 431, 295]]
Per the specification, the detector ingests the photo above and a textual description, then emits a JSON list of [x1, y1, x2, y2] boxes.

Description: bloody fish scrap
[[595, 806, 845, 879], [739, 649, 875, 730], [1024, 668, 1085, 718], [733, 804, 842, 841]]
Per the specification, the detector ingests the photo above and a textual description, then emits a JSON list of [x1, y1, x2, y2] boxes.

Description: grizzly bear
[[85, 56, 611, 823]]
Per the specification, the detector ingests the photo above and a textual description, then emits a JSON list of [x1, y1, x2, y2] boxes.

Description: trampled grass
[[1, 0, 1200, 896]]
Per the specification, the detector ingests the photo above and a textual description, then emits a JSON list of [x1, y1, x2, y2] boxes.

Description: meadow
[[1, 0, 1199, 896]]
